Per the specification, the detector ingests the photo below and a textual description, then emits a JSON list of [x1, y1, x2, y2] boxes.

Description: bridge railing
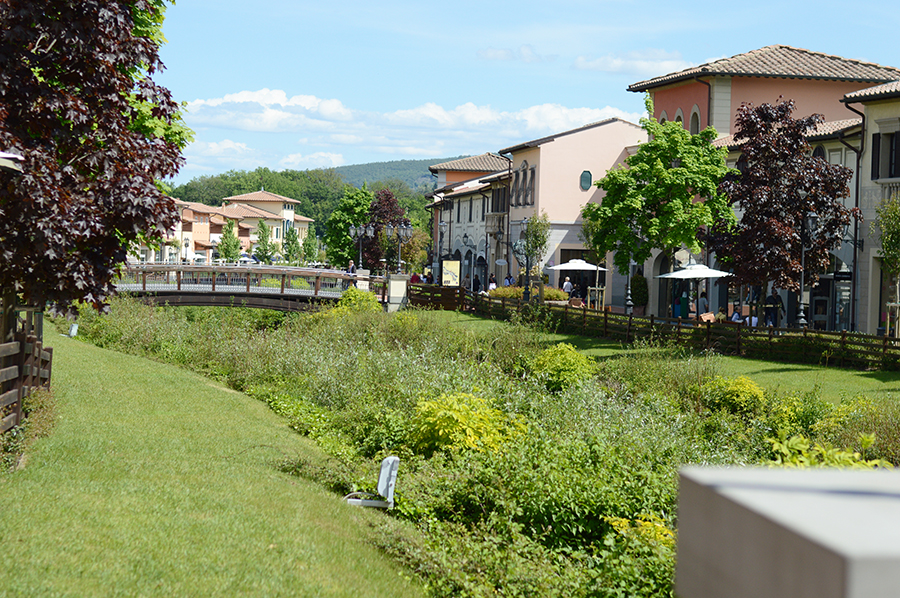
[[120, 264, 386, 302]]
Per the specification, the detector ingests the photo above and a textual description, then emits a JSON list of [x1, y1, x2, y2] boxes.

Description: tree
[[581, 95, 734, 275], [217, 219, 242, 262], [301, 226, 318, 264], [282, 226, 301, 265], [521, 211, 551, 268], [368, 189, 408, 270], [326, 185, 374, 267], [0, 0, 188, 316], [872, 193, 900, 303], [710, 99, 855, 291], [254, 220, 276, 264]]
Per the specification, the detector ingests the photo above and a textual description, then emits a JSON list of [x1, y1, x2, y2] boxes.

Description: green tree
[[581, 95, 734, 275], [283, 226, 301, 265], [522, 211, 551, 267], [301, 226, 318, 264], [326, 185, 374, 267], [217, 219, 242, 262], [873, 193, 900, 303], [254, 220, 276, 264]]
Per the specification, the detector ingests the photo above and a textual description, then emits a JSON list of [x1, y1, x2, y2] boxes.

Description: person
[[764, 289, 784, 327], [562, 276, 574, 296], [462, 274, 470, 290], [715, 306, 727, 323], [504, 273, 515, 286], [410, 272, 421, 284], [488, 273, 497, 291], [473, 275, 482, 293], [425, 272, 434, 285], [346, 260, 356, 274], [730, 303, 743, 323], [698, 291, 709, 315]]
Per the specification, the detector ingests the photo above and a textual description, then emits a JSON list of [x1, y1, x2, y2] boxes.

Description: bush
[[769, 433, 893, 469], [409, 392, 525, 456], [529, 343, 595, 392], [488, 286, 568, 301], [630, 274, 649, 307], [332, 286, 382, 314], [812, 396, 900, 464], [702, 376, 765, 416]]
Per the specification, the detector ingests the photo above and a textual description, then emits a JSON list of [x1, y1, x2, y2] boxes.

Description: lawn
[[0, 334, 422, 597], [431, 310, 900, 404]]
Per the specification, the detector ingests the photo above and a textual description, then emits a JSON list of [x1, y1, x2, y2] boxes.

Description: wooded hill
[[167, 157, 466, 231]]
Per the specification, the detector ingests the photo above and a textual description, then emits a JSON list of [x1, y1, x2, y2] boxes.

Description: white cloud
[[477, 44, 554, 63], [279, 152, 345, 169], [187, 139, 252, 157], [573, 49, 693, 76]]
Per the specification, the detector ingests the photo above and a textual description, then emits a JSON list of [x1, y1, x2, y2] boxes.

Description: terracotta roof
[[629, 45, 900, 92], [499, 117, 641, 154], [293, 214, 314, 223], [429, 153, 510, 174], [222, 189, 301, 204], [843, 80, 900, 103], [221, 203, 281, 220], [174, 199, 225, 216], [712, 117, 862, 150]]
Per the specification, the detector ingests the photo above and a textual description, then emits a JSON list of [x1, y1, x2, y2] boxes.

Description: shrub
[[409, 392, 525, 456], [812, 396, 900, 464], [763, 389, 832, 438], [769, 433, 893, 469], [702, 376, 765, 416], [331, 286, 382, 315], [630, 274, 649, 307], [488, 286, 568, 301], [529, 343, 595, 392]]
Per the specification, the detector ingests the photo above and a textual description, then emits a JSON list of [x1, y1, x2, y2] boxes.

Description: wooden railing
[[118, 264, 388, 306], [410, 285, 900, 371]]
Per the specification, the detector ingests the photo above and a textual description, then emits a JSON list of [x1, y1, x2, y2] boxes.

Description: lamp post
[[518, 218, 531, 302], [797, 211, 819, 328], [385, 222, 413, 273], [349, 223, 375, 266], [438, 220, 447, 284]]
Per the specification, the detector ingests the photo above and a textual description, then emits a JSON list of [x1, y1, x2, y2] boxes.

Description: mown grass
[[0, 335, 422, 597]]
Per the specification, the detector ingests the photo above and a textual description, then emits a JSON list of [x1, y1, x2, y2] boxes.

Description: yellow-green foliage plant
[[769, 433, 893, 469], [529, 342, 595, 392], [409, 392, 525, 456], [325, 286, 382, 317], [702, 375, 765, 416]]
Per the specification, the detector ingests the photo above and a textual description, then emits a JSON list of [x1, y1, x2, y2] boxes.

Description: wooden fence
[[0, 333, 52, 434], [410, 285, 900, 371]]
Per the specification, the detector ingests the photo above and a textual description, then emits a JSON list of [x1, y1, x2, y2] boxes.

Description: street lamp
[[385, 222, 414, 273], [797, 211, 819, 327], [519, 218, 531, 302], [349, 223, 375, 266], [438, 221, 448, 284]]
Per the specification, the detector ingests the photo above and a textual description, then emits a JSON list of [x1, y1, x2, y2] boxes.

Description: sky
[[156, 0, 900, 185]]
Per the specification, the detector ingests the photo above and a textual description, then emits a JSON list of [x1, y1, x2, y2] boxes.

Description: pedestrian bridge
[[116, 264, 387, 311]]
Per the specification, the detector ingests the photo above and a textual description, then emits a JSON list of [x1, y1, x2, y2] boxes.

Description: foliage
[[630, 274, 649, 307], [282, 226, 301, 265], [812, 396, 900, 464], [253, 219, 276, 264], [871, 192, 900, 302], [702, 376, 765, 416], [217, 219, 242, 262], [301, 226, 318, 263], [488, 286, 568, 301], [409, 392, 525, 456], [710, 99, 856, 291], [581, 94, 734, 275], [0, 0, 186, 314], [367, 188, 409, 271], [521, 211, 552, 266], [0, 388, 56, 473], [769, 433, 892, 468], [529, 343, 596, 392], [325, 185, 374, 267], [329, 286, 382, 316], [333, 157, 452, 191]]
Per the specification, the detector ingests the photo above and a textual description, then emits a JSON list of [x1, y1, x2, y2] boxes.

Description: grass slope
[[0, 335, 421, 597]]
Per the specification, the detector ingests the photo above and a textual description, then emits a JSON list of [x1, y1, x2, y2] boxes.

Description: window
[[812, 145, 826, 160], [690, 112, 700, 135], [468, 197, 473, 222], [481, 196, 486, 220], [456, 199, 461, 222], [527, 167, 536, 205], [580, 170, 592, 191], [872, 119, 900, 180]]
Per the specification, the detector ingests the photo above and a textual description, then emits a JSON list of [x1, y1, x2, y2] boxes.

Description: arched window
[[812, 145, 826, 160], [736, 153, 749, 176], [690, 111, 700, 135], [659, 110, 668, 124]]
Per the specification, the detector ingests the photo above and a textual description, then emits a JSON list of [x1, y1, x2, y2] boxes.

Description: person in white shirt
[[562, 276, 574, 296]]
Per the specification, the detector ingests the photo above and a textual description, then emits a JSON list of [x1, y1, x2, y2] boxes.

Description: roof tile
[[630, 45, 900, 92], [429, 153, 510, 174]]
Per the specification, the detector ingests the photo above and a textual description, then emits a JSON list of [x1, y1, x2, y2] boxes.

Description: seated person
[[730, 304, 743, 323], [714, 307, 727, 323]]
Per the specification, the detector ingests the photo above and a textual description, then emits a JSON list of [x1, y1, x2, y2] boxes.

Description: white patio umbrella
[[548, 258, 608, 272], [655, 263, 732, 279]]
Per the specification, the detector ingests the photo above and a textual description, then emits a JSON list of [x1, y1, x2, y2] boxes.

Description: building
[[220, 189, 314, 253], [628, 45, 900, 325]]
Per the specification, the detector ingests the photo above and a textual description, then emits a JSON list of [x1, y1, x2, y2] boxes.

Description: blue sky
[[156, 0, 900, 185]]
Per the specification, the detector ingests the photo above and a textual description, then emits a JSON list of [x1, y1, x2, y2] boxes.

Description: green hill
[[333, 156, 467, 190]]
